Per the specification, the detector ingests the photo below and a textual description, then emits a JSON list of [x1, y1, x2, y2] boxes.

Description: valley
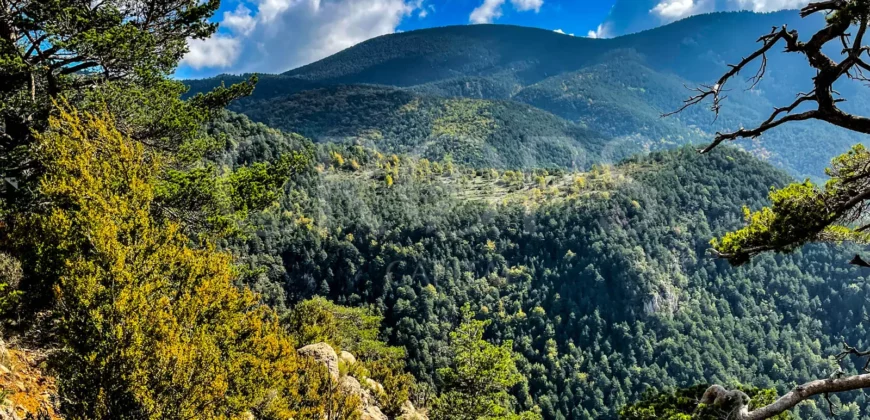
[[3, 2, 870, 419]]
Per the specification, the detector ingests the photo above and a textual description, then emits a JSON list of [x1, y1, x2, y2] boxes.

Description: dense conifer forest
[[215, 111, 870, 419]]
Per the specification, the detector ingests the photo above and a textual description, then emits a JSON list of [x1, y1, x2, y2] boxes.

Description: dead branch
[[700, 373, 870, 420], [666, 0, 870, 154]]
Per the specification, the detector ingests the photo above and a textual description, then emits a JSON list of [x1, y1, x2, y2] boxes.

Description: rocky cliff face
[[297, 343, 428, 420]]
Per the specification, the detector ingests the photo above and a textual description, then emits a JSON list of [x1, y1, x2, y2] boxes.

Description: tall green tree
[[432, 304, 541, 420], [0, 1, 310, 308], [0, 0, 257, 219], [285, 297, 416, 417]]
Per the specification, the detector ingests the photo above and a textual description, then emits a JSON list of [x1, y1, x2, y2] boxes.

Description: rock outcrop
[[340, 376, 387, 420], [399, 401, 428, 420], [340, 350, 356, 365], [298, 342, 340, 379], [297, 342, 428, 420]]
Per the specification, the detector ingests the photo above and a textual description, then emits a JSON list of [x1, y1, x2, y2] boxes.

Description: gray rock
[[298, 343, 339, 379], [400, 400, 429, 420], [340, 350, 357, 365]]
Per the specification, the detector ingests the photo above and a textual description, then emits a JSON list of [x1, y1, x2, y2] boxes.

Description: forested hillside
[[186, 10, 867, 179], [231, 84, 611, 169], [215, 111, 870, 419]]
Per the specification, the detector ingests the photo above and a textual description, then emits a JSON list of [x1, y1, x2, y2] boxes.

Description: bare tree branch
[[700, 373, 870, 420], [666, 0, 870, 154], [700, 110, 818, 153]]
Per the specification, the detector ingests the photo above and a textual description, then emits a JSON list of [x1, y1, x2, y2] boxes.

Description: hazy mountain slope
[[282, 24, 607, 87], [235, 84, 613, 169], [281, 11, 821, 87]]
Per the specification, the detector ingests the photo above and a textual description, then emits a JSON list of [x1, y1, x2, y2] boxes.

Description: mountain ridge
[[185, 9, 854, 179]]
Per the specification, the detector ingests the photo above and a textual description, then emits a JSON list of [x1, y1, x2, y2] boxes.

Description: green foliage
[[222, 85, 605, 169], [619, 385, 791, 420], [286, 297, 388, 354], [285, 297, 415, 417], [713, 144, 870, 265], [13, 107, 334, 420], [188, 11, 859, 179], [0, 253, 22, 314], [0, 0, 236, 180], [220, 113, 868, 418], [0, 0, 259, 250], [154, 148, 311, 237], [432, 304, 540, 420]]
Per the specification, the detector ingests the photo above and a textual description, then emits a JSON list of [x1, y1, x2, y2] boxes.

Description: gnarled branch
[[666, 1, 870, 154], [701, 374, 870, 420]]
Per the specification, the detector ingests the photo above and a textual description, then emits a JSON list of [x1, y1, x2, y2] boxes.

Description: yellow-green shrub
[[13, 107, 339, 419]]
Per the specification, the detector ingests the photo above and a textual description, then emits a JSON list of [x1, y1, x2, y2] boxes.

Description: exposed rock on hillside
[[298, 342, 340, 379], [298, 342, 428, 420]]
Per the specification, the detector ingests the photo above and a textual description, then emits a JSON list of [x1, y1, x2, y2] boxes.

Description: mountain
[[215, 111, 870, 419], [188, 10, 869, 179], [181, 12, 870, 417], [232, 84, 612, 169]]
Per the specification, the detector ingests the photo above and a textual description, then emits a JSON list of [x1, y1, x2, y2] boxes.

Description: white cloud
[[222, 5, 256, 35], [418, 3, 434, 18], [553, 29, 575, 36], [182, 35, 241, 69], [469, 0, 543, 24], [512, 0, 543, 12], [182, 0, 423, 76], [732, 0, 806, 12], [586, 23, 610, 39], [650, 0, 806, 22], [651, 0, 699, 19], [591, 0, 807, 39], [470, 0, 506, 24]]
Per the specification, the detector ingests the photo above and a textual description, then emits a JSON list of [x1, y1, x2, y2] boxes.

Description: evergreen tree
[[432, 304, 541, 420]]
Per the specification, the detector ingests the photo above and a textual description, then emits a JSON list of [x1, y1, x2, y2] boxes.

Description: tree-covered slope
[[279, 11, 821, 88], [217, 112, 870, 419], [187, 10, 868, 179], [233, 85, 612, 169]]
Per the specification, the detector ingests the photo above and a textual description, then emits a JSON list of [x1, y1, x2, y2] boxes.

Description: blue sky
[[177, 0, 806, 79]]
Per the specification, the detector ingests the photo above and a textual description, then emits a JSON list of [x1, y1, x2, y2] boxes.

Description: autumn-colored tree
[[12, 106, 335, 419]]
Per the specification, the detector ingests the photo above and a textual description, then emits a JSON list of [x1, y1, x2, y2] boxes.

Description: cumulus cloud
[[650, 0, 700, 19], [591, 0, 807, 39], [470, 0, 506, 24], [469, 0, 543, 24], [512, 0, 544, 12], [732, 0, 806, 12], [221, 5, 256, 36], [181, 0, 423, 76], [588, 23, 611, 38], [648, 0, 806, 21], [553, 28, 574, 36], [182, 35, 241, 69]]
